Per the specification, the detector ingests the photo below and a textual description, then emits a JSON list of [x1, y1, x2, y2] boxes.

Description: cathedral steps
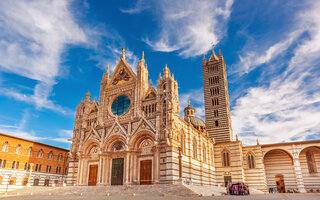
[[0, 184, 199, 197]]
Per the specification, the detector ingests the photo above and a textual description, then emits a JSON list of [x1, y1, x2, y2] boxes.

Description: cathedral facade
[[67, 49, 320, 193]]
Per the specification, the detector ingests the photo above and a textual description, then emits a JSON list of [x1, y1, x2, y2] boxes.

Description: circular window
[[111, 95, 130, 116]]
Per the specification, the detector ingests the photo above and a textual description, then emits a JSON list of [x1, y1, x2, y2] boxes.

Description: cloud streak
[[231, 0, 320, 145], [122, 0, 234, 57], [0, 0, 86, 114]]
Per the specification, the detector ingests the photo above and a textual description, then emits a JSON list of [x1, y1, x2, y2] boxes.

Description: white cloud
[[235, 30, 302, 75], [123, 0, 233, 57], [231, 1, 320, 145], [0, 0, 86, 113], [179, 89, 205, 119]]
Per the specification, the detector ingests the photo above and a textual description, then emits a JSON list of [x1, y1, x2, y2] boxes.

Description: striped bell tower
[[202, 49, 233, 143]]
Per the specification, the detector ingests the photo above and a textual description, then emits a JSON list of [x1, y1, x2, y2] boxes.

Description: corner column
[[293, 149, 306, 193]]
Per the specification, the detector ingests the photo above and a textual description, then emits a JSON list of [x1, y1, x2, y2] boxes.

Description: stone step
[[1, 185, 199, 197]]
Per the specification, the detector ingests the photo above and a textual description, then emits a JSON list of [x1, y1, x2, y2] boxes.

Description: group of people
[[227, 183, 250, 195]]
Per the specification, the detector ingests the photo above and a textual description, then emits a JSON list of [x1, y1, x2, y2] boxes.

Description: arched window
[[1, 160, 6, 168], [33, 178, 39, 186], [38, 149, 44, 158], [48, 151, 53, 160], [306, 150, 317, 174], [15, 144, 22, 154], [9, 177, 16, 185], [27, 147, 33, 156], [0, 177, 2, 185], [16, 161, 19, 169], [12, 161, 16, 169], [22, 178, 28, 186], [203, 144, 207, 162], [222, 151, 230, 167], [215, 120, 219, 127], [0, 159, 2, 168], [247, 153, 255, 169], [58, 154, 63, 161], [1, 141, 9, 152], [24, 163, 29, 170], [193, 138, 197, 159]]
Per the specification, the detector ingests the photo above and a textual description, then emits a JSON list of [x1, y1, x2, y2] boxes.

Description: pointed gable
[[145, 86, 157, 100], [109, 55, 137, 86]]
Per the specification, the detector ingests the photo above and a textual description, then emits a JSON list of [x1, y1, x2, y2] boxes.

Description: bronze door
[[111, 158, 124, 185], [275, 175, 285, 193], [140, 160, 152, 185], [88, 164, 98, 186]]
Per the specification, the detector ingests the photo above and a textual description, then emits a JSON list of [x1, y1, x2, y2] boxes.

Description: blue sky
[[0, 0, 320, 148]]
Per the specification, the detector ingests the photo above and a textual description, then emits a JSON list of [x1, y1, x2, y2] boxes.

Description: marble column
[[97, 155, 103, 185], [293, 153, 306, 193]]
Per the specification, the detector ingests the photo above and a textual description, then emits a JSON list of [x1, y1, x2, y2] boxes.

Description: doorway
[[275, 175, 285, 193], [111, 158, 124, 185], [88, 164, 98, 186], [140, 160, 152, 185], [224, 176, 232, 187]]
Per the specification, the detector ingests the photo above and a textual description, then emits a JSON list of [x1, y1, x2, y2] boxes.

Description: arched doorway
[[264, 149, 295, 192], [275, 175, 285, 193]]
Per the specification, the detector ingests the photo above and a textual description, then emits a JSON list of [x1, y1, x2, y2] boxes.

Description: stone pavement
[[1, 193, 320, 200], [0, 186, 319, 200]]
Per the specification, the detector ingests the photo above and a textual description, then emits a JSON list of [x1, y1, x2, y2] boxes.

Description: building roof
[[0, 132, 69, 151]]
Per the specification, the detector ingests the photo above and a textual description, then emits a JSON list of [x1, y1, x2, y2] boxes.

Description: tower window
[[222, 151, 230, 167], [214, 110, 219, 117], [247, 154, 255, 169], [210, 87, 220, 96], [212, 98, 219, 106], [215, 120, 219, 127]]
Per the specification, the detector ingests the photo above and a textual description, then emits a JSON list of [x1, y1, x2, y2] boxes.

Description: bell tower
[[202, 49, 233, 143]]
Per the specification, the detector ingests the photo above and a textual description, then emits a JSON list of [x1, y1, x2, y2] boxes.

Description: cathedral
[[67, 49, 320, 193]]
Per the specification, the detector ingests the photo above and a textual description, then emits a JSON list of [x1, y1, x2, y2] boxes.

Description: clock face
[[111, 95, 130, 116]]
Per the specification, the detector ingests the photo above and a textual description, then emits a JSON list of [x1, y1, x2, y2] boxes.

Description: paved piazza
[[1, 193, 320, 200]]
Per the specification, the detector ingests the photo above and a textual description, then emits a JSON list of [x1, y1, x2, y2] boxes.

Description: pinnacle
[[86, 90, 90, 96]]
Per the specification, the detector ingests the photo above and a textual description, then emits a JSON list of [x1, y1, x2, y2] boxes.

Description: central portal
[[111, 158, 124, 185], [140, 160, 152, 185]]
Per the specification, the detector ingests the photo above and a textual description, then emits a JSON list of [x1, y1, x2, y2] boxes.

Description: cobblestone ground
[[1, 193, 320, 200]]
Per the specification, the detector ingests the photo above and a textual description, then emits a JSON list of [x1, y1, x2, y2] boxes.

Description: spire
[[107, 64, 110, 74], [140, 51, 145, 66], [121, 47, 126, 60], [80, 97, 83, 103], [149, 79, 152, 87], [172, 73, 174, 79], [86, 90, 90, 97], [256, 138, 260, 145], [158, 72, 161, 81], [219, 49, 223, 60], [209, 49, 218, 61], [236, 134, 239, 141], [188, 99, 191, 106], [163, 64, 170, 78], [84, 90, 91, 103], [202, 54, 206, 64]]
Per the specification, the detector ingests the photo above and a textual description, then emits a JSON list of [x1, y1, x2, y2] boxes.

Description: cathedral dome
[[184, 100, 206, 129], [185, 116, 206, 128]]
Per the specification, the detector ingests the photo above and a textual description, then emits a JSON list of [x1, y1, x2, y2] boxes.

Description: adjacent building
[[66, 49, 320, 192], [0, 133, 69, 192]]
